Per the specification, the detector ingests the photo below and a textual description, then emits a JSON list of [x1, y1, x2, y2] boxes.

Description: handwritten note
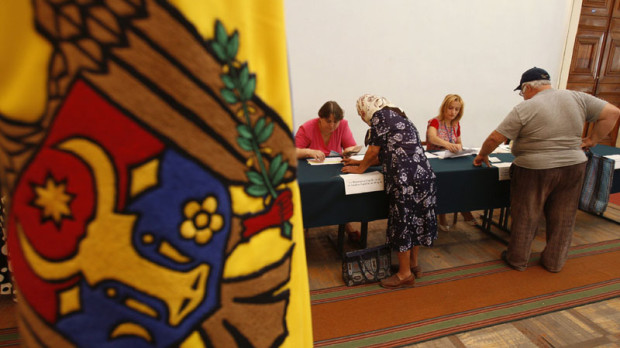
[[341, 171, 384, 195]]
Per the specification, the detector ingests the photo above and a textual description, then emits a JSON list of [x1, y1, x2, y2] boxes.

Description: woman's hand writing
[[446, 143, 462, 153], [309, 149, 325, 162]]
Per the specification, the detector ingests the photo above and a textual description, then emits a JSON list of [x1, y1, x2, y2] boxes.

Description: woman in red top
[[426, 94, 476, 230], [426, 94, 464, 153]]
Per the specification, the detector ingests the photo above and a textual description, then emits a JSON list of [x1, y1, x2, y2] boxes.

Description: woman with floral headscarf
[[342, 94, 437, 288]]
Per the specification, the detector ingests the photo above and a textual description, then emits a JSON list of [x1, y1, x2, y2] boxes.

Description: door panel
[[582, 0, 615, 17], [568, 28, 606, 84], [580, 13, 610, 29], [569, 0, 620, 146], [567, 83, 596, 94], [597, 19, 620, 85], [613, 0, 620, 17]]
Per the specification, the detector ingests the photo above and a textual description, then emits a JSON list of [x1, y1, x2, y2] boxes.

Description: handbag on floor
[[579, 150, 615, 215], [342, 244, 391, 286]]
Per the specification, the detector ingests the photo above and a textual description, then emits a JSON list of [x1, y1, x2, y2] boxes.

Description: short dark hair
[[318, 101, 344, 121]]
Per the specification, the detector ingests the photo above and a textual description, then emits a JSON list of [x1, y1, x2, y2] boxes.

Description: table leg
[[360, 222, 368, 249], [337, 224, 345, 256], [479, 208, 509, 245]]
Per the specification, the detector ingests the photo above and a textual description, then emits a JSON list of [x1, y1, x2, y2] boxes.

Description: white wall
[[285, 0, 577, 149]]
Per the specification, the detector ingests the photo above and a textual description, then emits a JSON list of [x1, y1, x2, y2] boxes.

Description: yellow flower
[[180, 196, 224, 244]]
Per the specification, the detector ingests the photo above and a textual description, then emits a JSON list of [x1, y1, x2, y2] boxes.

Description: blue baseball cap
[[514, 67, 550, 91]]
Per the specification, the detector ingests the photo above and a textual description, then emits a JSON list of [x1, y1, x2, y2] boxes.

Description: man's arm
[[581, 103, 620, 149], [473, 131, 508, 167]]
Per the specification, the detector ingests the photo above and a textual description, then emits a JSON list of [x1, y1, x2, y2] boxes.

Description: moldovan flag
[[0, 1, 313, 347]]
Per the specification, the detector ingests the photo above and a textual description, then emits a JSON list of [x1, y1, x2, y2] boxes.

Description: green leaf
[[240, 76, 256, 101], [257, 121, 274, 143], [281, 221, 292, 239], [211, 41, 227, 62], [221, 74, 235, 89], [269, 154, 283, 178], [246, 171, 264, 186], [271, 161, 288, 186], [246, 184, 268, 197], [239, 65, 249, 86], [215, 21, 228, 46], [237, 137, 253, 151], [221, 88, 237, 104], [227, 32, 239, 60], [254, 118, 266, 136], [237, 124, 253, 139]]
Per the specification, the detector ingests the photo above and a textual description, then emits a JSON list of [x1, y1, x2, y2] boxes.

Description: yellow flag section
[[0, 1, 312, 347], [169, 2, 313, 347], [171, 0, 293, 129], [0, 1, 51, 120]]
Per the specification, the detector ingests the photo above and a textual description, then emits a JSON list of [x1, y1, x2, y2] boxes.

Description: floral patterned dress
[[367, 108, 438, 251]]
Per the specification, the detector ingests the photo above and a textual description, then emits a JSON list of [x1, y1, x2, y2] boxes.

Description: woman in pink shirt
[[295, 101, 360, 161], [296, 101, 362, 240]]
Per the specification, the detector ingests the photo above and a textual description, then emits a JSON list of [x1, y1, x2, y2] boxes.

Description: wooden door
[[567, 0, 620, 146]]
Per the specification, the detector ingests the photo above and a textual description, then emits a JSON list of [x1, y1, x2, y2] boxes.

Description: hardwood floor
[[306, 205, 620, 347], [0, 294, 16, 330], [0, 205, 618, 347]]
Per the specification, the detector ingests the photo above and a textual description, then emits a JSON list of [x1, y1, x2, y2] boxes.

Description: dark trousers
[[506, 162, 587, 272]]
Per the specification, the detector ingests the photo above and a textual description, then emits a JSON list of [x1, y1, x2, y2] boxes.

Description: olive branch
[[209, 21, 292, 238]]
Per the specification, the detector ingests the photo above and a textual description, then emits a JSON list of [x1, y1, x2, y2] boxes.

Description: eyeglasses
[[518, 84, 527, 97]]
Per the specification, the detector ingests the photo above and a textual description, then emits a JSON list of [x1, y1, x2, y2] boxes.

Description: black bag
[[579, 150, 615, 214], [342, 244, 391, 286]]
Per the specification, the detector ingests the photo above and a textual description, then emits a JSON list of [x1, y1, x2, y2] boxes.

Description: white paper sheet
[[307, 157, 343, 165], [436, 147, 478, 159], [424, 152, 438, 159], [348, 154, 365, 161], [604, 154, 620, 169], [307, 154, 365, 165], [489, 156, 501, 163], [340, 171, 384, 195], [493, 144, 512, 153], [493, 162, 512, 181]]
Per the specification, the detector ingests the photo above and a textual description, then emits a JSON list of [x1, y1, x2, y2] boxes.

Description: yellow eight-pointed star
[[33, 175, 74, 226]]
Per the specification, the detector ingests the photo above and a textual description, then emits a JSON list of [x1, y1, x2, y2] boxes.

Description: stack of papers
[[307, 157, 343, 165], [493, 144, 511, 153], [307, 154, 364, 165], [434, 147, 478, 159], [491, 161, 512, 180]]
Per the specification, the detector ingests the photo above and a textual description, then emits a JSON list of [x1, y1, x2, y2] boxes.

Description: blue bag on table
[[579, 150, 615, 214]]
